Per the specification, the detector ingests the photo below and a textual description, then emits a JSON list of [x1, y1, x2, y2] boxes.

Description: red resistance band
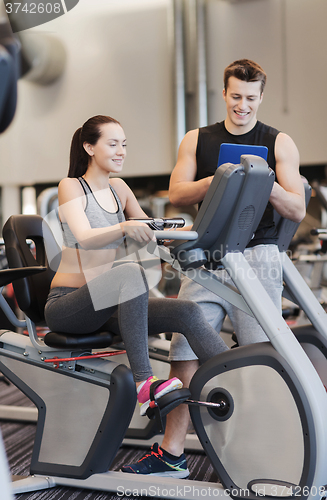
[[44, 350, 127, 367]]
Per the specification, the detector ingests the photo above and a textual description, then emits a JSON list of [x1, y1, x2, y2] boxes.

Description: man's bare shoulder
[[184, 128, 199, 143], [275, 132, 299, 163], [178, 128, 199, 157]]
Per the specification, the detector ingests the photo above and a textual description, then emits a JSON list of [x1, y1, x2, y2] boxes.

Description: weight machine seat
[[2, 214, 118, 349]]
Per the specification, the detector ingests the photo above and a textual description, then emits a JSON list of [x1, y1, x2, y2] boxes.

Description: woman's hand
[[120, 221, 155, 243]]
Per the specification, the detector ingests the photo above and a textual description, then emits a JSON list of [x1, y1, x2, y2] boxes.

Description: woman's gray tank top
[[61, 177, 125, 249]]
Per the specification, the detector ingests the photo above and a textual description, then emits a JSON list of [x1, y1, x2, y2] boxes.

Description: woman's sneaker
[[137, 376, 183, 416], [121, 443, 189, 478]]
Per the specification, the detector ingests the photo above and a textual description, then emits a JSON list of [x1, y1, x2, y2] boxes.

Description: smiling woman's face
[[84, 122, 127, 173]]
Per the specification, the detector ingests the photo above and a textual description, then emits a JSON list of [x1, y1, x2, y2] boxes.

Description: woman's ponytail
[[68, 127, 89, 178]]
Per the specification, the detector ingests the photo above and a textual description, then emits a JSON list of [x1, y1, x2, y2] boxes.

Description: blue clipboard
[[218, 143, 268, 167]]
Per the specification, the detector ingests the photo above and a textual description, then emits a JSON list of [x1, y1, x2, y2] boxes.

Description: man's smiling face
[[223, 76, 263, 135]]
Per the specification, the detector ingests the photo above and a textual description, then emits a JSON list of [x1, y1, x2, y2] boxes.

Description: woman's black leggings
[[45, 263, 229, 382]]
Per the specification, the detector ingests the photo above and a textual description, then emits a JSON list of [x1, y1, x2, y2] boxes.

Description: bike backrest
[[2, 214, 61, 323]]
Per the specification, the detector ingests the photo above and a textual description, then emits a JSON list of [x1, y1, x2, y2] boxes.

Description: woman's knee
[[123, 262, 145, 273], [116, 262, 149, 299], [175, 299, 204, 323], [121, 262, 147, 284]]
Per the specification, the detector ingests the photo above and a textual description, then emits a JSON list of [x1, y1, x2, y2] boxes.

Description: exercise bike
[[1, 156, 327, 499]]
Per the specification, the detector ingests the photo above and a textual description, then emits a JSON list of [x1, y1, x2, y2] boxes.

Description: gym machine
[[0, 156, 327, 499], [0, 216, 203, 450]]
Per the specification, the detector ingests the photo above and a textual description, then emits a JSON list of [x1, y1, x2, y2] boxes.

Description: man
[[122, 59, 306, 477]]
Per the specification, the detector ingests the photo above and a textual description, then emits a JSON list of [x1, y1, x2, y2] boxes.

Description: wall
[[206, 0, 327, 166], [1, 0, 327, 191], [0, 0, 174, 185]]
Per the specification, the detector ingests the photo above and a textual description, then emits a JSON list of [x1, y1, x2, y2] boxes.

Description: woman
[[44, 115, 229, 416]]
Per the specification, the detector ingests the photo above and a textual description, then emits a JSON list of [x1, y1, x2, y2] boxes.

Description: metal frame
[[1, 242, 326, 499], [1, 160, 327, 498]]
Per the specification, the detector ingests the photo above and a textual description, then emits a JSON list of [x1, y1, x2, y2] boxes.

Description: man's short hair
[[224, 59, 267, 94]]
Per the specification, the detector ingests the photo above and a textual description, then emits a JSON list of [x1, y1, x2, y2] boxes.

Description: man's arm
[[269, 132, 306, 223], [169, 129, 213, 207]]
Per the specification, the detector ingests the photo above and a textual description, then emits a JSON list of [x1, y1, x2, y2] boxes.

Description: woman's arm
[[58, 177, 153, 249], [110, 177, 155, 243]]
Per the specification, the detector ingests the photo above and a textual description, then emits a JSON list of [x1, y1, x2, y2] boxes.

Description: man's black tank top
[[195, 120, 280, 247]]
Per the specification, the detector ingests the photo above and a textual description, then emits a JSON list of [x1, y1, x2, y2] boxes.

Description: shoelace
[[138, 447, 163, 462]]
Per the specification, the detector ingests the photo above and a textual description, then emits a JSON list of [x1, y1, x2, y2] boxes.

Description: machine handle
[[153, 230, 198, 241], [310, 228, 327, 235], [127, 217, 185, 230]]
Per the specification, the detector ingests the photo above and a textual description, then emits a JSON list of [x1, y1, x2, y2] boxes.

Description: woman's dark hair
[[224, 59, 267, 94], [68, 115, 121, 178]]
